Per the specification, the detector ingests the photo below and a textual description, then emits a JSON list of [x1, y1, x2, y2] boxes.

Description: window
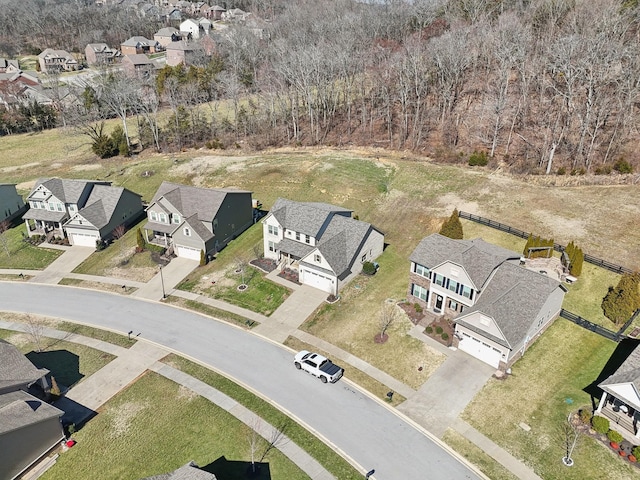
[[412, 284, 428, 302], [213, 219, 218, 230], [150, 211, 158, 221], [295, 232, 300, 241], [449, 300, 458, 311], [448, 279, 459, 293], [159, 213, 167, 223], [305, 235, 310, 244], [268, 225, 278, 235], [433, 273, 445, 287], [68, 205, 76, 213], [48, 202, 55, 210], [461, 285, 473, 300], [183, 227, 191, 236], [57, 203, 63, 212], [414, 264, 430, 278], [314, 254, 321, 263], [173, 215, 181, 224], [268, 241, 275, 252]]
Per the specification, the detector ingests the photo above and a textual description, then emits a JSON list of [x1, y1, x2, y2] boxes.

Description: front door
[[435, 295, 443, 311]]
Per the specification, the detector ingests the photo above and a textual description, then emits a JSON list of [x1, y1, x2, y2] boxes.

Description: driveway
[[28, 246, 94, 284], [0, 282, 482, 480], [397, 351, 495, 437], [131, 257, 199, 301]]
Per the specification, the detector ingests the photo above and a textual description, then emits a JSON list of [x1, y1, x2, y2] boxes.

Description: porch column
[[596, 392, 608, 414], [144, 229, 150, 242], [24, 219, 30, 234]]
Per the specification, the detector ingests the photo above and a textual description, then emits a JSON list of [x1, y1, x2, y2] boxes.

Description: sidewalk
[[27, 247, 94, 285]]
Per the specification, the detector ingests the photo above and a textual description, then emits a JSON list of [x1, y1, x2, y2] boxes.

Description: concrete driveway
[[28, 246, 94, 284], [0, 283, 482, 480], [398, 350, 495, 437], [131, 257, 199, 300]]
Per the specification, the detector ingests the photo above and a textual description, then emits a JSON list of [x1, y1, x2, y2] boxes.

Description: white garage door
[[176, 245, 201, 260], [458, 331, 502, 368], [301, 268, 333, 293], [70, 232, 99, 247]]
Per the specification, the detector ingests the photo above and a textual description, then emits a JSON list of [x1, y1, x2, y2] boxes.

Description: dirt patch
[[530, 209, 587, 239], [109, 400, 149, 438], [176, 384, 199, 401], [437, 192, 481, 216], [16, 180, 36, 191], [4, 332, 31, 348], [170, 155, 256, 186], [72, 164, 102, 171], [0, 162, 39, 173], [104, 266, 157, 283]]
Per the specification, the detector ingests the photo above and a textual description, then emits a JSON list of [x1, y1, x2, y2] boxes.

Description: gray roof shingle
[[599, 344, 640, 398], [455, 262, 562, 348], [142, 461, 217, 480], [270, 198, 352, 238], [409, 233, 520, 289], [0, 339, 49, 391], [27, 178, 111, 204], [0, 390, 64, 435]]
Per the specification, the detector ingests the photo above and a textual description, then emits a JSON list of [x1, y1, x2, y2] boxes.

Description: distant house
[[262, 198, 384, 295], [0, 58, 19, 73], [210, 5, 226, 20], [154, 27, 182, 47], [0, 339, 65, 480], [163, 6, 182, 22], [144, 181, 254, 260], [141, 461, 217, 480], [22, 178, 144, 246], [120, 36, 161, 56], [122, 54, 155, 78], [0, 184, 27, 224], [85, 43, 120, 66], [180, 18, 211, 39], [37, 49, 78, 73], [595, 342, 640, 441], [407, 233, 566, 370], [166, 41, 197, 66], [222, 8, 250, 22]]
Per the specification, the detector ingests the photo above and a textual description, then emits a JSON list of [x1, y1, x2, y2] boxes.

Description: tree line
[[4, 0, 640, 173]]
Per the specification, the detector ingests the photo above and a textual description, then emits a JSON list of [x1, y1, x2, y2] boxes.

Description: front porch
[[145, 230, 171, 247], [597, 393, 640, 442], [24, 219, 64, 239]]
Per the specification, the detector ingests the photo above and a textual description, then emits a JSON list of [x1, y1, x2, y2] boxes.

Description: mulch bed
[[249, 257, 277, 273], [424, 318, 454, 347], [278, 267, 301, 285], [398, 302, 425, 325]]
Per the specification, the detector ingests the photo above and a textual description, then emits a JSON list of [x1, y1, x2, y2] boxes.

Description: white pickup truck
[[294, 350, 344, 383]]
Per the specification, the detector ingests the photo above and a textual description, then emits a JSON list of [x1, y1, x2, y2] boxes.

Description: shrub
[[634, 446, 640, 459], [439, 208, 464, 239], [435, 326, 444, 335], [146, 243, 166, 254], [413, 303, 423, 313], [607, 429, 624, 444], [591, 415, 610, 434], [579, 408, 593, 424], [441, 333, 449, 341], [136, 228, 146, 251], [206, 138, 225, 149], [199, 249, 206, 267], [50, 376, 61, 398], [557, 166, 567, 175], [425, 326, 433, 334], [468, 151, 488, 166], [613, 158, 633, 174], [362, 261, 377, 275], [594, 165, 612, 175], [602, 273, 640, 325]]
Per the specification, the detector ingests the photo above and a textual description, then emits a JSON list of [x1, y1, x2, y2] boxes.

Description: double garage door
[[301, 268, 334, 293], [176, 245, 201, 260], [69, 231, 99, 247], [458, 331, 502, 368]]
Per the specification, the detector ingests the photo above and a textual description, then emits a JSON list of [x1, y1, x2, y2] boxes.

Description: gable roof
[[72, 185, 140, 230], [122, 36, 155, 46], [0, 390, 64, 435], [123, 54, 154, 66], [27, 178, 111, 204], [156, 27, 180, 36], [166, 41, 196, 52], [409, 233, 520, 289], [0, 339, 49, 391], [455, 262, 562, 348], [150, 181, 251, 223], [599, 343, 640, 393], [314, 215, 375, 275], [269, 198, 352, 238], [143, 461, 217, 480], [172, 214, 214, 242]]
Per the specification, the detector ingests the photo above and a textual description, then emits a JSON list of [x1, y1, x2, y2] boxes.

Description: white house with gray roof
[[595, 343, 640, 440], [144, 182, 253, 260], [23, 178, 144, 246], [262, 198, 384, 295], [408, 233, 566, 369]]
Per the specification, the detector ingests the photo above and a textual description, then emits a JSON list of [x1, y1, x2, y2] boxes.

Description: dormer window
[[305, 235, 310, 244], [173, 215, 181, 224], [295, 232, 300, 241], [150, 211, 158, 221], [159, 213, 167, 223], [69, 205, 76, 213], [184, 227, 191, 236], [314, 254, 321, 263]]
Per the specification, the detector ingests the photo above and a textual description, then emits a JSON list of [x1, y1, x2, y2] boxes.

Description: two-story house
[[0, 184, 26, 224], [408, 233, 566, 370], [37, 49, 78, 73], [22, 178, 144, 246], [84, 43, 120, 66], [262, 198, 384, 295], [120, 36, 161, 56], [144, 182, 254, 260]]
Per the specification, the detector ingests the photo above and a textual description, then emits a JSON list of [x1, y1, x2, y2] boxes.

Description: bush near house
[[362, 261, 377, 275], [601, 272, 640, 325], [592, 415, 610, 435], [439, 208, 463, 240], [608, 429, 624, 444], [523, 234, 554, 259], [565, 241, 584, 277]]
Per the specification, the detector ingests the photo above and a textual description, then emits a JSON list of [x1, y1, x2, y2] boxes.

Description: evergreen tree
[[136, 228, 146, 252], [602, 273, 640, 325], [200, 249, 206, 267], [523, 234, 533, 257], [439, 209, 464, 239]]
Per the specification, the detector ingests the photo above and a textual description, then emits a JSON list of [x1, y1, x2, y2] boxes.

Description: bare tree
[[0, 220, 11, 257], [379, 302, 399, 341], [260, 419, 289, 463], [25, 314, 45, 353], [246, 417, 262, 474]]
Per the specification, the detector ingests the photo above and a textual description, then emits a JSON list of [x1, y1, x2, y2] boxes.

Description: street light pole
[[159, 264, 166, 299]]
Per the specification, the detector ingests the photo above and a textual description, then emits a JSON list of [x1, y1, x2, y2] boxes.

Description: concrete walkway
[[27, 247, 94, 284], [131, 257, 199, 300]]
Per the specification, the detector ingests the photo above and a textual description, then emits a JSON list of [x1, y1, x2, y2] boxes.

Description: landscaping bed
[[424, 318, 454, 347]]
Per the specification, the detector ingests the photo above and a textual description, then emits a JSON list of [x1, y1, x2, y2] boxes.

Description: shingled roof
[[77, 185, 138, 230], [142, 461, 217, 480], [269, 198, 352, 238], [315, 215, 375, 276], [599, 344, 640, 409], [409, 233, 520, 290], [0, 390, 64, 435], [151, 181, 251, 223], [455, 262, 562, 348], [27, 178, 111, 204], [0, 339, 48, 392]]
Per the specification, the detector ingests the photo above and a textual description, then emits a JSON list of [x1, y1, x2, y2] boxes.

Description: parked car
[[294, 350, 344, 383]]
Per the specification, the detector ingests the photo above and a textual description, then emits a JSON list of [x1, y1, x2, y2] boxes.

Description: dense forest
[[2, 0, 640, 174]]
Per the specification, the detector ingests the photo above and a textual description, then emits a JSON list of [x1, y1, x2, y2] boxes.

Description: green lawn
[[0, 223, 63, 269], [0, 328, 114, 388], [461, 219, 527, 253], [72, 222, 159, 282], [461, 319, 638, 480], [163, 354, 362, 480], [42, 372, 310, 480], [163, 296, 258, 328], [442, 429, 518, 480], [58, 277, 138, 295]]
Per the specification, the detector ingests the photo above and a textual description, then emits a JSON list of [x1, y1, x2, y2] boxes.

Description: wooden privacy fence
[[458, 211, 633, 275]]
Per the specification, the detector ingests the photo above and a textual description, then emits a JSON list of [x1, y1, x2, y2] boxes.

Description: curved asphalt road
[[0, 283, 481, 480]]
